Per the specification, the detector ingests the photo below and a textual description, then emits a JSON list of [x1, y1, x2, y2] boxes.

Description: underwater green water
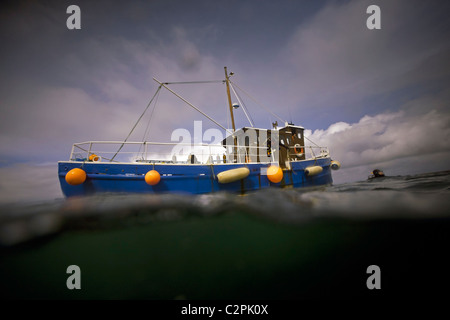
[[2, 213, 449, 299], [1, 171, 450, 300]]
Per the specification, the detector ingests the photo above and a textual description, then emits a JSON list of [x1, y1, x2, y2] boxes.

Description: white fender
[[305, 166, 323, 176], [217, 167, 250, 184], [330, 160, 341, 170]]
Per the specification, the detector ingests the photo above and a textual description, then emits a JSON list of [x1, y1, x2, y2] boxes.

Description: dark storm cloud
[[278, 0, 450, 125]]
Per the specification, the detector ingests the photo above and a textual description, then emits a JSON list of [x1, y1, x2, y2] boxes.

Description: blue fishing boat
[[58, 67, 341, 197]]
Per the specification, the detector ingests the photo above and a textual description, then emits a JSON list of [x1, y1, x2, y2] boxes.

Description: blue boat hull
[[58, 158, 333, 197]]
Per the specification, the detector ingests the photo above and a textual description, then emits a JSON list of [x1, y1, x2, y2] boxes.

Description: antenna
[[288, 107, 293, 125]]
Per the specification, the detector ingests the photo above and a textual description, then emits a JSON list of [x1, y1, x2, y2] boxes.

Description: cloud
[[305, 98, 450, 183], [276, 0, 450, 126], [0, 13, 230, 164]]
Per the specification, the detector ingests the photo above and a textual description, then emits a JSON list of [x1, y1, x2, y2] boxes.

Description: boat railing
[[68, 141, 329, 165], [288, 145, 330, 159]]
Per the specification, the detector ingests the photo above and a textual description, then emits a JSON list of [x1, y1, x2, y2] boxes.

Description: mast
[[224, 67, 236, 132]]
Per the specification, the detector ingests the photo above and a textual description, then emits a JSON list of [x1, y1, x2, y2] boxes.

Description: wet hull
[[58, 157, 333, 197]]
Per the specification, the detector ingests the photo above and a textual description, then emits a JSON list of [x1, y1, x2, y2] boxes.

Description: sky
[[0, 0, 449, 202]]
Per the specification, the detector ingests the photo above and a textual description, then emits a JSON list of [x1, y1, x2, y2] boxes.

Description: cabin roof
[[233, 127, 268, 134], [277, 124, 305, 130], [228, 124, 305, 135], [221, 127, 269, 145], [222, 125, 305, 141]]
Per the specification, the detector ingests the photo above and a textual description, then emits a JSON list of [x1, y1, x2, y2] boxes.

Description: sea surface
[[1, 170, 449, 300]]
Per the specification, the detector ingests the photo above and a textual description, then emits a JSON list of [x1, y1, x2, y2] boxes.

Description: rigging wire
[[229, 82, 254, 127], [108, 74, 324, 163], [230, 80, 322, 148], [141, 87, 161, 142], [110, 85, 163, 162], [229, 80, 286, 124], [162, 80, 225, 85], [304, 135, 320, 147], [107, 73, 324, 162], [225, 90, 230, 131], [137, 87, 162, 157], [236, 88, 255, 128], [153, 78, 233, 135]]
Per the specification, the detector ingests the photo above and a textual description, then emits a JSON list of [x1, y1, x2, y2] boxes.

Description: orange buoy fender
[[65, 168, 87, 185], [267, 165, 283, 183], [330, 160, 341, 170], [217, 167, 250, 184], [89, 154, 101, 162], [145, 170, 161, 185], [305, 166, 323, 176]]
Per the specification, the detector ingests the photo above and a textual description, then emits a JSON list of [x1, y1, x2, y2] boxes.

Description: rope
[[110, 85, 163, 162]]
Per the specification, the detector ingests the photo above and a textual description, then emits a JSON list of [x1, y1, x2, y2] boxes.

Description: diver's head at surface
[[372, 169, 385, 177]]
